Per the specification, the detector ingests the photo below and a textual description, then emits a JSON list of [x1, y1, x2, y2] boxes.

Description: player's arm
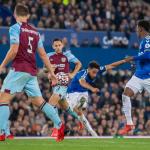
[[0, 25, 20, 73], [37, 48, 55, 76], [67, 51, 82, 79], [37, 35, 57, 85], [69, 61, 82, 79], [79, 78, 99, 93], [133, 51, 150, 61], [105, 57, 133, 70], [0, 44, 19, 70]]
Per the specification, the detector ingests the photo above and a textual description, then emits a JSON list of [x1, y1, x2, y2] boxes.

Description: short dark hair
[[52, 38, 62, 43], [137, 20, 150, 32], [88, 61, 100, 69], [15, 4, 29, 17]]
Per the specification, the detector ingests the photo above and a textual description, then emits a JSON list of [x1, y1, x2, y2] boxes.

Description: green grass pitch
[[0, 138, 150, 150]]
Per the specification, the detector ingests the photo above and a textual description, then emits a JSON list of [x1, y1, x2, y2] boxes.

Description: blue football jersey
[[134, 35, 150, 79], [67, 66, 106, 93]]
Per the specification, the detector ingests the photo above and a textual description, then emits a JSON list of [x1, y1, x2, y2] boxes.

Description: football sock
[[66, 107, 80, 120], [0, 104, 10, 135], [41, 102, 62, 129], [80, 114, 98, 136], [5, 121, 11, 136], [54, 106, 58, 114], [122, 95, 133, 125]]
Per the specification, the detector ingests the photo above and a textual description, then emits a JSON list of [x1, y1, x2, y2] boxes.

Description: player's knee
[[48, 94, 60, 106], [0, 92, 14, 104], [123, 87, 134, 97], [31, 96, 45, 107]]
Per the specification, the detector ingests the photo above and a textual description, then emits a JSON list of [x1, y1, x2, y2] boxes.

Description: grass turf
[[0, 138, 150, 150]]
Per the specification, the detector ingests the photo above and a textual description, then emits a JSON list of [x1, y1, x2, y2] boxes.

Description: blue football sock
[[41, 103, 61, 129], [0, 104, 10, 135]]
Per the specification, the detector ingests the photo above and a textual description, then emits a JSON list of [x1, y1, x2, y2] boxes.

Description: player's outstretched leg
[[119, 87, 135, 135], [59, 100, 84, 130], [79, 114, 98, 136]]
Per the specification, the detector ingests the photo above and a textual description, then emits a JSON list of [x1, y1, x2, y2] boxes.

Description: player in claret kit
[[66, 58, 132, 136], [0, 4, 65, 142], [119, 20, 150, 135], [46, 38, 82, 137]]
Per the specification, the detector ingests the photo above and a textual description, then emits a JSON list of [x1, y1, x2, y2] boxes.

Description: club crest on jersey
[[61, 57, 66, 62]]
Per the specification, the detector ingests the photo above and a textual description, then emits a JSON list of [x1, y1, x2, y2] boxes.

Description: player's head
[[87, 61, 100, 79], [136, 20, 150, 38], [14, 4, 30, 22], [52, 38, 63, 53]]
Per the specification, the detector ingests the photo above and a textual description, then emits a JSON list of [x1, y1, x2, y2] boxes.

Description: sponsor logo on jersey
[[61, 57, 66, 62]]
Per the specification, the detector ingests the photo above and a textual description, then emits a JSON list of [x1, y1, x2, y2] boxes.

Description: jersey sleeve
[[77, 70, 87, 80], [97, 66, 106, 75], [38, 34, 44, 48], [65, 51, 79, 63], [9, 24, 20, 45]]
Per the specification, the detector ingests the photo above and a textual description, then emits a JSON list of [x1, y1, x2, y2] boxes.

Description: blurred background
[[0, 0, 150, 136]]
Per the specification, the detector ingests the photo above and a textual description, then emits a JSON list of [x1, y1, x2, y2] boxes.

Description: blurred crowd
[[0, 68, 150, 136], [0, 0, 150, 32]]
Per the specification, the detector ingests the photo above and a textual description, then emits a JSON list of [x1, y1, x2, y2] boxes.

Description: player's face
[[88, 68, 99, 79], [52, 41, 63, 53]]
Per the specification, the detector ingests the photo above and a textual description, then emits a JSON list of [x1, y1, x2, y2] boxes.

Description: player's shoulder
[[47, 52, 56, 57], [140, 35, 150, 50], [63, 50, 72, 57], [9, 23, 21, 32], [78, 69, 87, 77]]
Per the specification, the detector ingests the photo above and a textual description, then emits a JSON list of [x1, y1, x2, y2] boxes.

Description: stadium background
[[0, 0, 150, 137]]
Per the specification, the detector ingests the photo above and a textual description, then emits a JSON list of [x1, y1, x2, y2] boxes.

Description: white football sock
[[80, 114, 98, 136], [122, 94, 133, 125]]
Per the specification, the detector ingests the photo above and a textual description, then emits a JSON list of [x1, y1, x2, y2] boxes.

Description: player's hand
[[68, 72, 76, 79], [91, 88, 100, 93], [50, 74, 58, 86]]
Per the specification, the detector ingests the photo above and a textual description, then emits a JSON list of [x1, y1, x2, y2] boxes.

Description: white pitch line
[[14, 136, 150, 140]]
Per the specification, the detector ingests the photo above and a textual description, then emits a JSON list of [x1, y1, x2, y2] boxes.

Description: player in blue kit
[[66, 58, 132, 136], [119, 20, 150, 135]]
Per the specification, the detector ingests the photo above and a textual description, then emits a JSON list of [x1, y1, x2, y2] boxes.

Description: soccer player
[[66, 58, 132, 136], [119, 20, 150, 135], [46, 38, 82, 136], [0, 4, 64, 142]]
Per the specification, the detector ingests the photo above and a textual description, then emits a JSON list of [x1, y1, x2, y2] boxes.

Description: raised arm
[[105, 57, 133, 70]]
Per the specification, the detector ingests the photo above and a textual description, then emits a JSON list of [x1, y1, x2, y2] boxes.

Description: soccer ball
[[56, 72, 70, 86]]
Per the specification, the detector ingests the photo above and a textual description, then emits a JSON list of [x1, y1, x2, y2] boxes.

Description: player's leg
[[5, 121, 14, 140], [142, 78, 150, 96], [59, 99, 80, 121], [49, 93, 60, 119], [119, 76, 143, 135], [0, 69, 27, 141], [0, 93, 14, 141], [73, 106, 97, 136], [24, 76, 64, 142]]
